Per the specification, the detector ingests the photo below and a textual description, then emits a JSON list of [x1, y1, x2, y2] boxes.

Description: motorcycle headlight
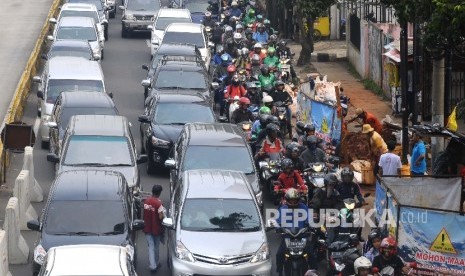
[[312, 164, 323, 172], [175, 241, 195, 262], [250, 243, 269, 263], [279, 114, 284, 120], [335, 261, 345, 271], [151, 136, 170, 147], [34, 244, 47, 265], [258, 161, 269, 169], [125, 14, 135, 20], [242, 123, 251, 131]]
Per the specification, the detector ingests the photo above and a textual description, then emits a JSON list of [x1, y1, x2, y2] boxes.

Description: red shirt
[[143, 197, 164, 235], [261, 137, 284, 154], [277, 171, 306, 190], [225, 84, 246, 99], [364, 112, 383, 134]]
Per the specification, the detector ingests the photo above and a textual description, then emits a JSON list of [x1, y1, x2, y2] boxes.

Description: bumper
[[149, 145, 171, 164], [171, 257, 271, 276], [122, 20, 152, 31]]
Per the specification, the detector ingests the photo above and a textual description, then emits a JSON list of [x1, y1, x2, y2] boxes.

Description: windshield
[[151, 53, 197, 69], [154, 70, 207, 89], [49, 46, 92, 60], [63, 135, 134, 166], [183, 146, 254, 173], [46, 79, 104, 103], [127, 0, 160, 11], [60, 10, 99, 23], [57, 26, 97, 41], [181, 199, 260, 232], [185, 1, 209, 13], [155, 17, 191, 30], [163, 32, 204, 48], [59, 107, 118, 132], [68, 0, 103, 11], [45, 201, 126, 235], [153, 103, 214, 124]]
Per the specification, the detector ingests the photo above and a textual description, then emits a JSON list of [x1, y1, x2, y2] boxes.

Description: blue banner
[[397, 207, 465, 274], [387, 194, 398, 239], [375, 180, 387, 223], [310, 101, 336, 145], [296, 92, 312, 123]]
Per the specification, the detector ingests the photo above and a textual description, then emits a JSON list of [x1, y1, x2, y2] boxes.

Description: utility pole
[[431, 56, 445, 164], [444, 49, 453, 116], [400, 22, 409, 163], [412, 23, 422, 125]]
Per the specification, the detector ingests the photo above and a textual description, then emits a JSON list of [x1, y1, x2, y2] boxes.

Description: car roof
[[165, 22, 203, 33], [50, 39, 91, 48], [47, 56, 103, 80], [47, 244, 128, 275], [58, 16, 95, 27], [51, 170, 126, 201], [59, 91, 115, 108], [157, 8, 191, 18], [157, 43, 198, 55], [61, 3, 98, 11], [68, 115, 129, 136], [184, 170, 253, 199], [157, 61, 205, 72], [156, 93, 209, 103], [185, 123, 246, 146]]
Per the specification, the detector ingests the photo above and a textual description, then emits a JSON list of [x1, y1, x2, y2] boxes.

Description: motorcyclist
[[211, 21, 223, 45], [252, 14, 264, 32], [221, 25, 234, 44], [285, 142, 305, 171], [255, 123, 284, 160], [263, 46, 280, 68], [248, 43, 266, 61], [212, 45, 226, 66], [276, 39, 292, 59], [231, 97, 254, 123], [268, 33, 278, 48], [235, 24, 245, 38], [293, 121, 305, 142], [245, 81, 262, 105], [244, 28, 256, 49], [223, 74, 246, 117], [224, 37, 238, 57], [298, 123, 325, 150], [336, 167, 366, 206], [202, 11, 216, 28], [212, 54, 233, 84], [262, 95, 274, 110], [228, 1, 242, 18], [308, 173, 343, 211], [299, 135, 326, 167], [274, 158, 307, 203], [258, 65, 276, 91], [275, 188, 318, 276], [243, 8, 256, 25], [207, 0, 220, 16], [263, 19, 276, 36], [372, 237, 407, 276], [363, 228, 384, 262], [354, 256, 373, 276], [252, 23, 269, 43], [269, 80, 292, 138], [251, 108, 271, 140]]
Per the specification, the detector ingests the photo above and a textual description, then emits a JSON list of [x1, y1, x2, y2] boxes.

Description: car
[[66, 0, 110, 33], [149, 8, 192, 56], [184, 0, 221, 23], [42, 40, 97, 61], [163, 169, 271, 276], [138, 93, 216, 174], [48, 91, 118, 157], [50, 3, 108, 41], [119, 0, 161, 38], [38, 244, 137, 276], [27, 170, 145, 275], [164, 123, 263, 208], [33, 56, 109, 149], [47, 16, 104, 59], [47, 115, 148, 191], [156, 23, 213, 66], [142, 43, 204, 98], [141, 56, 214, 101]]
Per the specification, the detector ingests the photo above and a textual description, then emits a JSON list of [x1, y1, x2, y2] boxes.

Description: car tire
[[101, 50, 104, 60], [121, 25, 128, 38], [147, 155, 157, 175], [41, 140, 49, 150], [104, 29, 109, 41]]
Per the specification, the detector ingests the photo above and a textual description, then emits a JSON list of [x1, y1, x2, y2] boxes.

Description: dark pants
[[411, 171, 424, 176], [276, 238, 317, 274]]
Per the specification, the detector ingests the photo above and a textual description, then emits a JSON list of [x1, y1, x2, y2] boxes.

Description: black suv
[[141, 56, 214, 102], [142, 43, 204, 97], [138, 93, 216, 174], [164, 123, 263, 209], [27, 170, 144, 275]]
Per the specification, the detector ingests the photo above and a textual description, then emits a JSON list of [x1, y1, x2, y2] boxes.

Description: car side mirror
[[137, 155, 148, 164], [46, 153, 59, 163], [41, 54, 48, 60], [211, 82, 219, 89], [162, 217, 174, 229], [37, 91, 44, 100], [108, 92, 114, 98], [48, 122, 58, 129], [93, 53, 101, 61], [118, 5, 125, 10], [27, 219, 41, 231], [142, 64, 149, 71], [49, 18, 57, 24], [208, 41, 215, 48], [141, 79, 151, 88], [138, 115, 150, 123], [164, 159, 176, 169], [47, 35, 54, 41], [132, 219, 145, 230], [218, 116, 228, 122], [33, 76, 42, 83]]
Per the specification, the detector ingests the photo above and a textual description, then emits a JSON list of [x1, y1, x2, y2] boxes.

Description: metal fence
[[342, 0, 397, 24]]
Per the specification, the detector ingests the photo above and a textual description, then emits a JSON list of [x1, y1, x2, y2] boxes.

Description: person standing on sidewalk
[[347, 108, 383, 134], [143, 184, 166, 273], [410, 132, 426, 176], [378, 140, 402, 176]]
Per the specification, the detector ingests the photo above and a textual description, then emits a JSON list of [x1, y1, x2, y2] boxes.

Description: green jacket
[[263, 56, 280, 68], [243, 15, 256, 26], [258, 74, 276, 89]]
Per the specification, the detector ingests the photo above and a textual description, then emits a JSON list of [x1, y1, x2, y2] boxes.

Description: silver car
[[119, 0, 160, 38], [163, 170, 272, 276]]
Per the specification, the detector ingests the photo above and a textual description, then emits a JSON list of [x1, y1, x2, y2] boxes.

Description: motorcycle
[[302, 162, 327, 199], [279, 57, 293, 84], [273, 185, 308, 206], [274, 100, 291, 139], [248, 104, 259, 120], [327, 244, 361, 276], [258, 152, 282, 196], [237, 120, 253, 142]]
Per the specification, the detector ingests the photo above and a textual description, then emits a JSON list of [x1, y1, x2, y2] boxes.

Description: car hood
[[152, 124, 183, 143], [179, 230, 264, 256], [126, 10, 156, 17], [40, 232, 127, 251], [58, 166, 138, 188]]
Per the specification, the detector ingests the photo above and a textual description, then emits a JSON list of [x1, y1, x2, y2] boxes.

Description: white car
[[48, 16, 104, 59], [157, 23, 213, 69], [50, 3, 108, 41], [37, 245, 137, 276], [149, 8, 192, 56]]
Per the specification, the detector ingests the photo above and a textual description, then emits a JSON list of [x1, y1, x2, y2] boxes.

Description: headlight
[[34, 244, 47, 265], [312, 164, 323, 172], [151, 136, 170, 147], [255, 191, 263, 206], [258, 161, 269, 169], [175, 241, 195, 262], [250, 243, 269, 263], [242, 123, 251, 131], [125, 14, 135, 20], [279, 114, 284, 120]]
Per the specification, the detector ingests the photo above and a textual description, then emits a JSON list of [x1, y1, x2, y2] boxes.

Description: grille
[[192, 253, 253, 265], [134, 15, 152, 21]]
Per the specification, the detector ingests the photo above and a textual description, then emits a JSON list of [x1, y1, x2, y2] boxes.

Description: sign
[[430, 228, 457, 254]]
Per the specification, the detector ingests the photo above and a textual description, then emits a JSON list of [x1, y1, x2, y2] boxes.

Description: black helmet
[[266, 123, 279, 135], [275, 80, 285, 87], [261, 65, 269, 75], [341, 167, 354, 183], [303, 123, 315, 132], [281, 158, 294, 171], [268, 115, 279, 125], [306, 135, 318, 147], [343, 248, 361, 264], [324, 173, 338, 186], [295, 121, 305, 135], [259, 114, 269, 125], [368, 228, 383, 241], [286, 142, 301, 155]]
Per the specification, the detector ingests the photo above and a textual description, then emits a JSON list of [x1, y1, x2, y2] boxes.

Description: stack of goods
[[341, 132, 374, 164]]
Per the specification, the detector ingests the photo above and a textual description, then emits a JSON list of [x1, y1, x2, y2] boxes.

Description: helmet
[[340, 167, 354, 183], [253, 43, 262, 49], [270, 34, 278, 42], [303, 123, 315, 132], [225, 26, 233, 33], [266, 123, 279, 135], [205, 11, 212, 17], [248, 9, 255, 15], [324, 173, 338, 186], [284, 188, 300, 207], [251, 54, 261, 65], [221, 53, 231, 62], [286, 142, 301, 155], [267, 47, 276, 55], [268, 115, 279, 125], [295, 121, 305, 135], [241, 47, 249, 56], [233, 32, 242, 41], [280, 40, 287, 47], [259, 106, 271, 115], [239, 97, 250, 105], [380, 237, 397, 257], [216, 44, 224, 54], [261, 65, 269, 75], [263, 95, 273, 104], [257, 23, 265, 29], [264, 19, 270, 25], [259, 114, 269, 125], [231, 1, 238, 6], [236, 24, 243, 30], [275, 80, 285, 87], [368, 228, 383, 242], [257, 14, 263, 20], [306, 135, 318, 148], [282, 158, 294, 171], [227, 64, 236, 73], [232, 74, 240, 84]]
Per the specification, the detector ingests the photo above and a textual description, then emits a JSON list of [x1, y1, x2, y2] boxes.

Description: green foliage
[[362, 79, 386, 99]]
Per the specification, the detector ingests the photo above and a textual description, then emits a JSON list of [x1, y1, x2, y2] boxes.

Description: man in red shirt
[[274, 158, 308, 194], [348, 108, 383, 134], [143, 184, 165, 273]]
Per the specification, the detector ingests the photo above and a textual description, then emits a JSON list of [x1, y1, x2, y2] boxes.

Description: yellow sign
[[430, 228, 457, 254]]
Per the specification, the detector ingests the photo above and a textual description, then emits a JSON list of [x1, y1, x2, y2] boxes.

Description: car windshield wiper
[[101, 230, 124, 235], [192, 228, 225, 232], [155, 86, 181, 90], [165, 122, 185, 125], [233, 226, 261, 232], [69, 162, 108, 167], [53, 231, 99, 236], [106, 163, 132, 166]]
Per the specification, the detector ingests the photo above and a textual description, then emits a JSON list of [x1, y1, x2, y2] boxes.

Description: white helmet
[[354, 256, 372, 275], [233, 96, 240, 101], [233, 32, 242, 40], [263, 95, 273, 103], [253, 43, 262, 49]]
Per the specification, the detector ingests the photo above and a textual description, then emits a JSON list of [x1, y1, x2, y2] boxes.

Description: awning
[[383, 49, 401, 63], [383, 40, 414, 63]]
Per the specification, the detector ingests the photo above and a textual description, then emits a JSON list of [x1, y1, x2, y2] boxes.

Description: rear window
[[163, 31, 204, 48]]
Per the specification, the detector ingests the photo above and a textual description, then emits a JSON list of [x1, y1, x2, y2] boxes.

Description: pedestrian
[[378, 140, 402, 176], [362, 124, 387, 175], [410, 131, 426, 176], [143, 184, 166, 273], [347, 108, 383, 134]]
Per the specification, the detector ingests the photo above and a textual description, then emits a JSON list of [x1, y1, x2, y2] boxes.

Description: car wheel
[[121, 25, 128, 38], [101, 50, 104, 60], [104, 29, 109, 41], [41, 140, 49, 150], [147, 155, 157, 175]]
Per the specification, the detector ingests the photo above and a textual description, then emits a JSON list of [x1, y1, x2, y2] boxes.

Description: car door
[[169, 131, 185, 193], [49, 97, 62, 155], [167, 182, 182, 257]]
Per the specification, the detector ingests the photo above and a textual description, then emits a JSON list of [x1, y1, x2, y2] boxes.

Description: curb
[[0, 0, 63, 179], [311, 53, 348, 62]]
